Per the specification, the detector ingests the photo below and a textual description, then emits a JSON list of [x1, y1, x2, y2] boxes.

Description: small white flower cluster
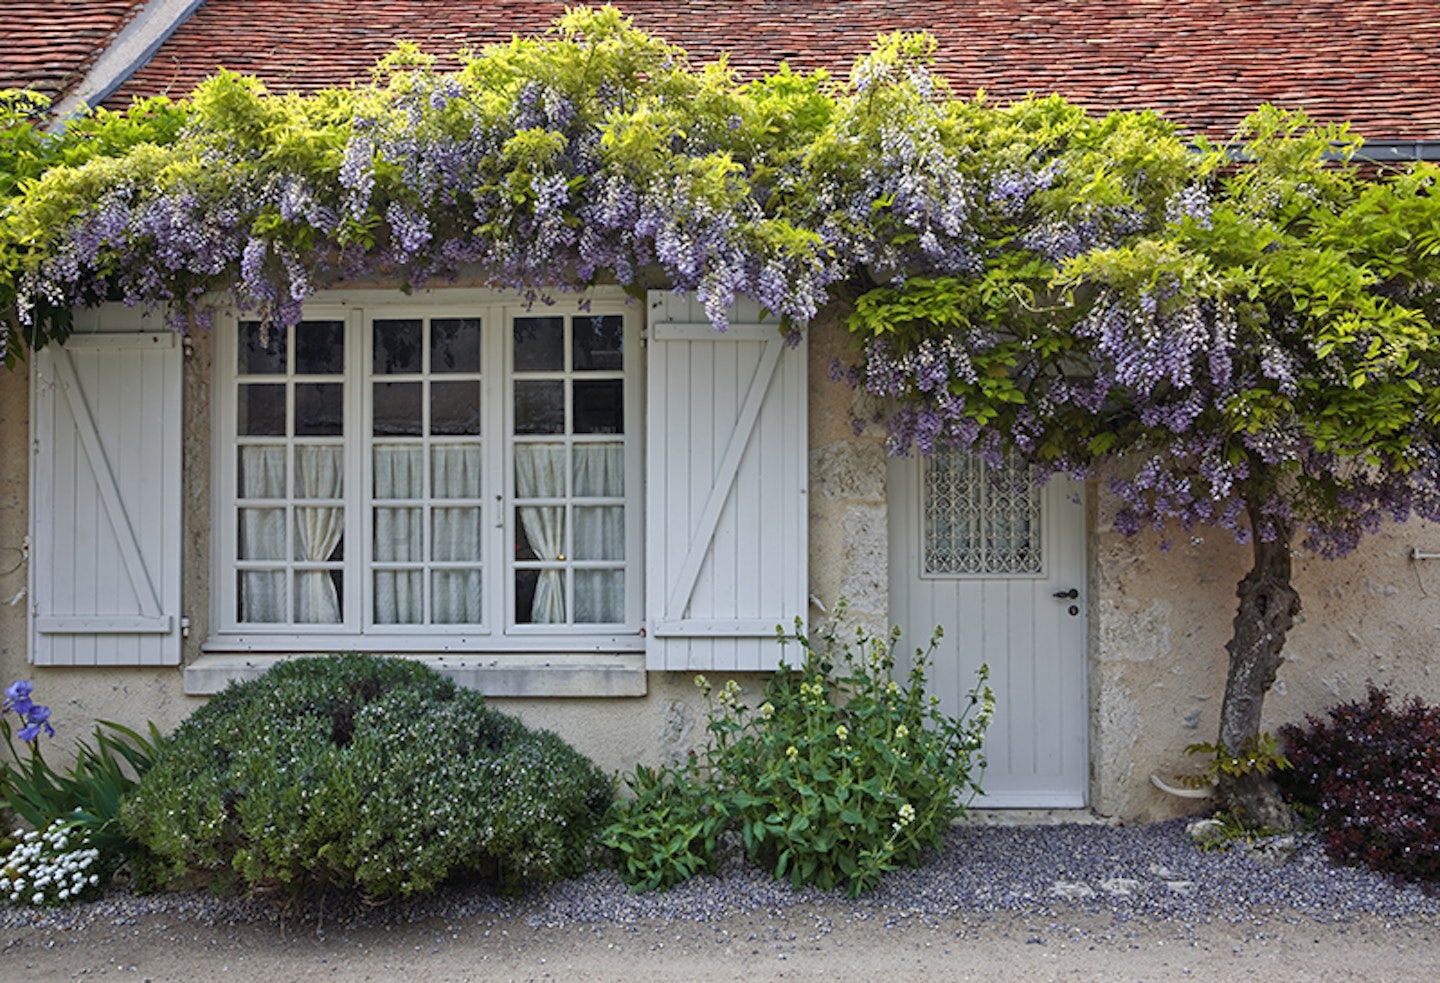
[[0, 822, 103, 906]]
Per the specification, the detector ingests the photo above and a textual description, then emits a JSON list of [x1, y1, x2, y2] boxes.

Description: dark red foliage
[[1277, 685, 1440, 884]]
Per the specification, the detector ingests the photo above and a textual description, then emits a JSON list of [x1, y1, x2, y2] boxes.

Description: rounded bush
[[121, 655, 613, 897]]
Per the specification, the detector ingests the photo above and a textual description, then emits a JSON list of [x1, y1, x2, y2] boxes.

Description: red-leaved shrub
[[1278, 685, 1440, 884]]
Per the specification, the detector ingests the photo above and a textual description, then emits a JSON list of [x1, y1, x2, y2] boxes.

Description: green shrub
[[121, 655, 613, 897], [603, 613, 992, 897]]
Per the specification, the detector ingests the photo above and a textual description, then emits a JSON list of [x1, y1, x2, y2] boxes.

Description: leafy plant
[[0, 680, 162, 901], [1176, 733, 1292, 790], [121, 655, 614, 898], [1276, 685, 1440, 884], [603, 610, 991, 897]]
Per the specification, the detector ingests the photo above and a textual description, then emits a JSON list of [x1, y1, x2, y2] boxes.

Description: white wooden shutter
[[645, 291, 807, 671], [30, 329, 183, 666]]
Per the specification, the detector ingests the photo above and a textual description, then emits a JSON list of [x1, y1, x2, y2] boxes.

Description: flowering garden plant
[[604, 611, 991, 897]]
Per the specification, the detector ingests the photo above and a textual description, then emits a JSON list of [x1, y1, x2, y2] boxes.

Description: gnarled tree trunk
[[1215, 508, 1301, 829]]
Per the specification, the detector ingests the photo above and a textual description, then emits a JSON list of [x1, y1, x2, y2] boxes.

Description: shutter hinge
[[180, 616, 191, 638]]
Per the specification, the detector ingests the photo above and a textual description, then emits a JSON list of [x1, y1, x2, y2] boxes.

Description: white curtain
[[239, 446, 286, 622], [572, 443, 625, 623], [515, 444, 567, 623], [374, 444, 483, 624], [294, 445, 345, 622]]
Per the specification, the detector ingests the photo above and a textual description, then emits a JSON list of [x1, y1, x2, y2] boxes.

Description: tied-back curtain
[[295, 445, 345, 622], [515, 445, 567, 623], [239, 446, 286, 621]]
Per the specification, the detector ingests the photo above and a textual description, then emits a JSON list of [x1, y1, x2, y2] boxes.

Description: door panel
[[889, 450, 1087, 807]]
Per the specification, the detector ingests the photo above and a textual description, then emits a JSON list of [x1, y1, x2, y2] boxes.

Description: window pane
[[574, 506, 624, 560], [514, 380, 565, 434], [295, 444, 344, 497], [374, 318, 423, 375], [431, 445, 480, 499], [295, 570, 342, 623], [572, 315, 624, 371], [374, 571, 423, 624], [432, 507, 481, 561], [573, 380, 624, 434], [513, 316, 564, 372], [295, 320, 345, 375], [431, 380, 480, 435], [294, 507, 344, 563], [237, 445, 286, 498], [572, 443, 623, 496], [374, 445, 423, 498], [515, 568, 565, 624], [374, 507, 422, 561], [238, 509, 286, 560], [239, 384, 286, 436], [432, 570, 482, 624], [574, 570, 623, 623], [295, 383, 343, 435], [239, 570, 285, 622], [373, 381, 422, 436], [240, 321, 286, 375], [431, 317, 481, 373]]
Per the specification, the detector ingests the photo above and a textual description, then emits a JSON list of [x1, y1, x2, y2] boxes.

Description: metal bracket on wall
[[1410, 547, 1440, 561]]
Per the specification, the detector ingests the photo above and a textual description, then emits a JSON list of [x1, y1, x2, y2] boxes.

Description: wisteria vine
[[5, 7, 1440, 560]]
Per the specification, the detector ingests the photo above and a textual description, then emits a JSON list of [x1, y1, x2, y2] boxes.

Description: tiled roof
[[90, 1, 1440, 142], [0, 1, 149, 101]]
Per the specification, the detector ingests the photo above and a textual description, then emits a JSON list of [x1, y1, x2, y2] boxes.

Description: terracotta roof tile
[[0, 1, 149, 101], [83, 1, 1440, 141]]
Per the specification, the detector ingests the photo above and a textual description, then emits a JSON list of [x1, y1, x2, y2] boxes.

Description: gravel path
[[4, 820, 1439, 981]]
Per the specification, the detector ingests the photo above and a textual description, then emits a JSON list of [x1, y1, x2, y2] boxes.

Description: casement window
[[212, 291, 642, 652]]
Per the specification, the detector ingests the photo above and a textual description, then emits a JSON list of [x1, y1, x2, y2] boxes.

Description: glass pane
[[430, 380, 480, 435], [374, 570, 423, 625], [239, 570, 285, 622], [572, 315, 624, 371], [374, 318, 423, 375], [239, 383, 286, 436], [923, 449, 1041, 576], [513, 316, 564, 372], [572, 443, 623, 496], [240, 321, 286, 375], [431, 317, 481, 373], [373, 381, 422, 436], [293, 508, 344, 562], [574, 570, 624, 623], [515, 568, 565, 624], [238, 509, 286, 560], [295, 445, 344, 497], [432, 507, 482, 561], [514, 380, 564, 434], [373, 507, 422, 561], [295, 382, 343, 436], [374, 445, 423, 498], [431, 445, 480, 499], [514, 504, 564, 560], [432, 570, 482, 625], [295, 570, 342, 623], [295, 320, 345, 375], [573, 380, 624, 434], [237, 445, 286, 497], [574, 506, 624, 560]]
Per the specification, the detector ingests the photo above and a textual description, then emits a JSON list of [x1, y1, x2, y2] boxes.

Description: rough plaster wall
[[1091, 491, 1440, 821], [806, 309, 889, 635], [0, 368, 30, 694]]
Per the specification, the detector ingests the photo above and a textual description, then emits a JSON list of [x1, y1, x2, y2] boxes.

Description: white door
[[889, 449, 1087, 808]]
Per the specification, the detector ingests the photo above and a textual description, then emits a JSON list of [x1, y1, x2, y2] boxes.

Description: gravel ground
[[4, 818, 1436, 934]]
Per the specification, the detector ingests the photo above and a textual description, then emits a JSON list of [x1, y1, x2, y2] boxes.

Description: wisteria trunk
[[1215, 511, 1300, 830]]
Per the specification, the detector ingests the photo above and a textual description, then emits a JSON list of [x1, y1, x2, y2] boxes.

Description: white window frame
[[207, 287, 644, 655]]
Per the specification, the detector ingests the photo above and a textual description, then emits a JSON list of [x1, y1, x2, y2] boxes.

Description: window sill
[[184, 652, 647, 698]]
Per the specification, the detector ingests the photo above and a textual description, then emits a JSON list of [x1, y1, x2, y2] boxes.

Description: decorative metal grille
[[923, 448, 1042, 576]]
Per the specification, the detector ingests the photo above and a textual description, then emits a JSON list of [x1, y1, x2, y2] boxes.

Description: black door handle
[[1052, 588, 1079, 599]]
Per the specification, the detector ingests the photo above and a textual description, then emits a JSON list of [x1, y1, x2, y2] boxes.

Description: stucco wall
[[8, 304, 1440, 817]]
